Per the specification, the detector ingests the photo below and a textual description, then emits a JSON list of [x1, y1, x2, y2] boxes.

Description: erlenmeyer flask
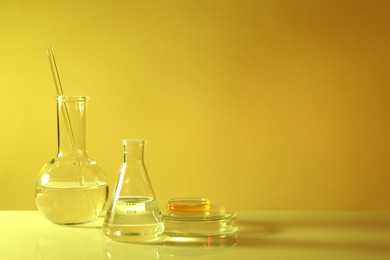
[[103, 139, 164, 242], [35, 96, 108, 225]]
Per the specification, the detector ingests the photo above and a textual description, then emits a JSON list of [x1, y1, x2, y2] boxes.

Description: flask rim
[[56, 95, 89, 102], [122, 139, 147, 146]]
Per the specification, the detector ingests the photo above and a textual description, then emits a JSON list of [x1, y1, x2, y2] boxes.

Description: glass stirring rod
[[47, 46, 85, 185]]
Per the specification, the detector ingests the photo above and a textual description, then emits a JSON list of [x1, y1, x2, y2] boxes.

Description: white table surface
[[1, 211, 389, 259]]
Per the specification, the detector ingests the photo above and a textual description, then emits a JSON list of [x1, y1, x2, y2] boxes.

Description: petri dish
[[167, 197, 211, 212], [162, 198, 237, 248]]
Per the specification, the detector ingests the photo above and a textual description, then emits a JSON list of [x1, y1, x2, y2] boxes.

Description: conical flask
[[103, 139, 164, 242], [35, 96, 108, 225]]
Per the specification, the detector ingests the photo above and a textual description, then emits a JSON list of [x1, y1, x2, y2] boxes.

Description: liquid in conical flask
[[103, 139, 164, 242]]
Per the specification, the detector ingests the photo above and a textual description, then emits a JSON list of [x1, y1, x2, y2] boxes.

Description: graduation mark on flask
[[125, 201, 145, 214]]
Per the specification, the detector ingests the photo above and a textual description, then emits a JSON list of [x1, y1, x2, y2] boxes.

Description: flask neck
[[123, 139, 146, 163], [56, 96, 88, 158]]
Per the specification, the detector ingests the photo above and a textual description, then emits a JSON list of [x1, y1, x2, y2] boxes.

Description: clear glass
[[35, 96, 108, 225], [103, 139, 164, 243], [162, 198, 237, 247]]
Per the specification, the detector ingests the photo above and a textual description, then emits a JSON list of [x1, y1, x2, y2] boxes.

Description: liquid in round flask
[[35, 182, 108, 224], [103, 139, 164, 242]]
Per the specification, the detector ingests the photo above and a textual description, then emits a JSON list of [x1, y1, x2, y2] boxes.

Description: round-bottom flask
[[103, 139, 164, 242], [35, 96, 108, 225]]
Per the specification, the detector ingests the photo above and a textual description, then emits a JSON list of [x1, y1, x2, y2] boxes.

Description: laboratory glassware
[[162, 197, 237, 247], [103, 139, 164, 242], [35, 96, 108, 225]]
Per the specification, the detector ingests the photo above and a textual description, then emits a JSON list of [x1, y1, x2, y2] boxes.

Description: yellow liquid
[[103, 196, 164, 242], [35, 182, 108, 225]]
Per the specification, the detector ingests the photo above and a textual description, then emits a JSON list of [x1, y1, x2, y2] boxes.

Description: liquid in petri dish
[[103, 196, 164, 242], [35, 182, 108, 225]]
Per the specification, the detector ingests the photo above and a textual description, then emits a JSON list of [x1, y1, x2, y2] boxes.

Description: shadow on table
[[236, 213, 390, 254]]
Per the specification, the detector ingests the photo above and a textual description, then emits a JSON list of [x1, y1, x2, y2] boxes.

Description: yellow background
[[1, 0, 389, 211]]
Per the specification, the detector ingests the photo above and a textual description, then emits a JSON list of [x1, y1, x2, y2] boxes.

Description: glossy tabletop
[[1, 211, 389, 259]]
